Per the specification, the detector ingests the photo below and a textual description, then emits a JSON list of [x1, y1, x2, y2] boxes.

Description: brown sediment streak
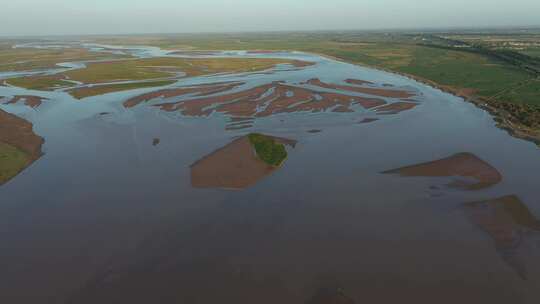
[[161, 83, 278, 117], [345, 78, 374, 86], [358, 118, 379, 124], [290, 60, 316, 68], [465, 195, 540, 236], [225, 124, 252, 131], [464, 195, 540, 279], [332, 106, 354, 113], [226, 117, 255, 130], [214, 83, 280, 117], [383, 152, 502, 190], [229, 116, 254, 123], [266, 91, 356, 115], [352, 96, 386, 109], [4, 95, 48, 108], [190, 135, 295, 189], [375, 102, 418, 114], [155, 82, 386, 117], [123, 82, 243, 108], [0, 109, 44, 167], [253, 84, 317, 117], [307, 78, 416, 99]]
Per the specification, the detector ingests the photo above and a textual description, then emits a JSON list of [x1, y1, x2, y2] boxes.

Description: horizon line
[[2, 24, 540, 39]]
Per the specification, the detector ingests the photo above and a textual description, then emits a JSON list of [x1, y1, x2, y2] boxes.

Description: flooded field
[[1, 42, 540, 304]]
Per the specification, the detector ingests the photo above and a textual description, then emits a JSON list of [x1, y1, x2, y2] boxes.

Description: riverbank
[[0, 109, 44, 184], [311, 51, 540, 146]]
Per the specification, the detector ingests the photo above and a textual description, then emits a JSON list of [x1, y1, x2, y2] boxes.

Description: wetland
[[1, 39, 539, 304]]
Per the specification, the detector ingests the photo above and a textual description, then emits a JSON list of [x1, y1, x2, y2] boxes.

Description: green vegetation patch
[[0, 47, 127, 72], [6, 56, 299, 98], [397, 46, 531, 97], [68, 80, 176, 99], [248, 133, 288, 167], [496, 79, 540, 106], [63, 57, 297, 84], [6, 75, 73, 91], [0, 142, 30, 184], [522, 48, 540, 59]]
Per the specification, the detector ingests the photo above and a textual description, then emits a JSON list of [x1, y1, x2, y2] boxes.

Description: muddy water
[[1, 43, 540, 304]]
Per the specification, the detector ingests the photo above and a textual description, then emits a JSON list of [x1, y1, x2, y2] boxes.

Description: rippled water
[[1, 43, 540, 304]]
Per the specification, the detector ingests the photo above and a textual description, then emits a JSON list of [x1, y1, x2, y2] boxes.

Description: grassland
[[0, 143, 30, 184], [6, 75, 74, 90], [5, 57, 304, 98], [63, 57, 296, 83], [523, 48, 540, 58], [0, 46, 126, 72], [395, 46, 531, 97], [68, 80, 176, 99], [0, 108, 44, 185]]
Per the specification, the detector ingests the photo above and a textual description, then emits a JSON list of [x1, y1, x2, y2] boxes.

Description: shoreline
[[306, 51, 540, 146]]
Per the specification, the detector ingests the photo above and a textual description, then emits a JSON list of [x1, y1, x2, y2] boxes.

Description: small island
[[190, 133, 295, 189]]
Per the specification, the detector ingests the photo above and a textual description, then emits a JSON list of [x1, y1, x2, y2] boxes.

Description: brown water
[[1, 43, 540, 304]]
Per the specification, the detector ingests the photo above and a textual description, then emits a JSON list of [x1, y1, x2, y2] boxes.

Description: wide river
[[1, 43, 540, 304]]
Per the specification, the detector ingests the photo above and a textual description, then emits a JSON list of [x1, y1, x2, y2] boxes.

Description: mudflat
[[191, 135, 295, 189], [137, 81, 391, 118], [3, 95, 48, 108], [383, 152, 503, 190], [307, 78, 417, 99], [464, 195, 540, 279]]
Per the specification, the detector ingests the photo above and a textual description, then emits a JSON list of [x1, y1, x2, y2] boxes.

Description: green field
[[395, 46, 531, 97], [496, 79, 540, 106], [0, 142, 30, 185], [522, 48, 540, 58], [248, 133, 288, 167]]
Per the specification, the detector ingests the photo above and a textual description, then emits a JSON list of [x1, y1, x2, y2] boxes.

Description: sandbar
[[383, 152, 502, 190], [191, 135, 295, 189]]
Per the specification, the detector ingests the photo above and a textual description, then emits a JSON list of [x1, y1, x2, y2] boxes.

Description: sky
[[2, 0, 540, 36]]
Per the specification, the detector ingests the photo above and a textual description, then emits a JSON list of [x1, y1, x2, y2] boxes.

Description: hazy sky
[[3, 0, 540, 36]]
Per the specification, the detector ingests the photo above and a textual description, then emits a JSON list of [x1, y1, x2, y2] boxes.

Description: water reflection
[[464, 195, 540, 280], [191, 135, 296, 190]]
